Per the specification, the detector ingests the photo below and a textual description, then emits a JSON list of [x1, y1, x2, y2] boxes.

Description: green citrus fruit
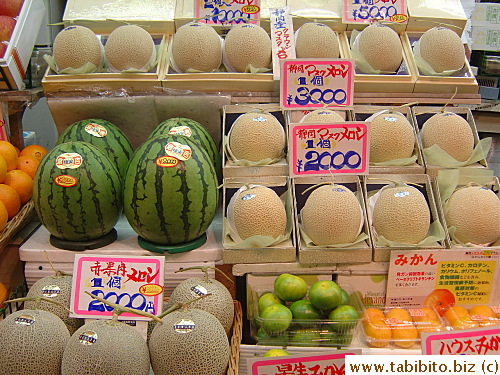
[[339, 288, 350, 306], [274, 273, 308, 302], [256, 328, 289, 345], [289, 328, 321, 347], [260, 304, 293, 335], [258, 292, 283, 315], [309, 280, 343, 312], [328, 304, 359, 333], [263, 349, 290, 357], [289, 299, 322, 324]]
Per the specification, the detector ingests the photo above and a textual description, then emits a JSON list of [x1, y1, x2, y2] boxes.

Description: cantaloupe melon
[[231, 186, 287, 239], [421, 112, 474, 162], [372, 185, 430, 244], [61, 319, 150, 375], [171, 22, 222, 72], [25, 274, 84, 335], [418, 27, 465, 73], [0, 308, 70, 374], [223, 24, 271, 72], [445, 186, 499, 245], [302, 184, 362, 245], [301, 109, 344, 123], [228, 112, 285, 161], [357, 24, 403, 72], [149, 308, 230, 375], [295, 23, 339, 58], [105, 25, 156, 72], [53, 25, 102, 71], [370, 112, 415, 162]]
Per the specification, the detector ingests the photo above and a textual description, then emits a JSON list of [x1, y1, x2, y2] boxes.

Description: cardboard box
[[42, 34, 168, 94], [222, 104, 288, 178], [0, 0, 46, 90], [339, 32, 417, 93], [222, 176, 296, 264], [411, 106, 488, 179], [403, 32, 479, 94], [406, 0, 468, 34], [363, 174, 447, 262], [63, 0, 176, 34], [352, 105, 425, 174], [287, 0, 345, 32], [293, 175, 373, 265]]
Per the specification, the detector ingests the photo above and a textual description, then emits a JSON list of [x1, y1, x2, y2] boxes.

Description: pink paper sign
[[194, 0, 260, 25], [280, 59, 355, 110], [70, 254, 165, 320], [247, 350, 361, 375], [342, 0, 408, 23], [421, 327, 500, 355], [289, 122, 370, 176]]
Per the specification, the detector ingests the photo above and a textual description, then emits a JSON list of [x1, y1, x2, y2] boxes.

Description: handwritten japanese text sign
[[248, 350, 361, 375], [342, 0, 408, 24], [289, 122, 369, 176], [195, 0, 260, 25], [422, 327, 500, 355], [270, 6, 295, 79], [280, 59, 355, 110], [70, 254, 165, 320]]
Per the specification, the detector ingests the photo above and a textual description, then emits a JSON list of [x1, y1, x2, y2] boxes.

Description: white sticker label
[[168, 126, 193, 137], [55, 153, 83, 170], [252, 116, 268, 122], [41, 285, 61, 298], [84, 123, 108, 138], [394, 191, 410, 198], [79, 331, 98, 345], [190, 285, 208, 297], [165, 142, 192, 161], [242, 193, 256, 201], [174, 319, 196, 333], [15, 315, 35, 326], [384, 116, 398, 122]]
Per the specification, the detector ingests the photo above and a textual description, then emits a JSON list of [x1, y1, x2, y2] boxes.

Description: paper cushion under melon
[[123, 134, 218, 245], [33, 141, 122, 242]]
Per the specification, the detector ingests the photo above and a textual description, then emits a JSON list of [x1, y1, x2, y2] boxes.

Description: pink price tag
[[342, 0, 408, 23], [421, 327, 500, 355], [280, 59, 355, 110], [289, 122, 369, 176], [194, 0, 260, 25]]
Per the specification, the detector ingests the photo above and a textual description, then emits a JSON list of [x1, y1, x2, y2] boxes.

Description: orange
[[20, 144, 48, 162], [13, 146, 20, 156], [415, 320, 444, 337], [0, 155, 7, 183], [468, 305, 498, 327], [16, 155, 40, 179], [411, 307, 439, 323], [0, 199, 7, 231], [364, 319, 392, 348], [0, 140, 18, 171], [363, 307, 385, 326], [4, 169, 33, 204], [444, 305, 469, 324], [385, 307, 412, 325], [450, 317, 479, 330], [392, 324, 419, 348], [0, 281, 8, 308], [0, 183, 21, 219]]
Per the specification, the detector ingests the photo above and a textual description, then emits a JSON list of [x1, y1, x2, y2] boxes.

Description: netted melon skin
[[61, 319, 150, 375], [419, 27, 465, 73], [229, 112, 285, 161], [421, 112, 474, 162], [296, 23, 339, 58], [25, 275, 84, 335], [373, 186, 430, 244], [149, 309, 230, 375], [302, 184, 362, 245], [0, 309, 69, 375], [172, 23, 222, 72], [165, 277, 234, 334], [370, 113, 415, 162], [224, 24, 272, 72], [53, 25, 102, 70], [445, 186, 500, 245], [233, 186, 287, 239], [358, 24, 403, 72], [302, 109, 344, 123], [105, 25, 155, 71]]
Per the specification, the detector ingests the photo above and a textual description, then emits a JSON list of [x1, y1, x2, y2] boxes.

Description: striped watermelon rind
[[56, 118, 134, 179], [123, 135, 219, 245], [149, 117, 221, 179], [33, 141, 123, 242]]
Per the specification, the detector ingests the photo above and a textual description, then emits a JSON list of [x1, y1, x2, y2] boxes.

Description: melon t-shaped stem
[[6, 296, 70, 311], [157, 293, 212, 319], [175, 265, 233, 283]]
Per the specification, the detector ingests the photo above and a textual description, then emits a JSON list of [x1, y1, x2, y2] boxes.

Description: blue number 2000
[[303, 150, 361, 171], [88, 289, 147, 312]]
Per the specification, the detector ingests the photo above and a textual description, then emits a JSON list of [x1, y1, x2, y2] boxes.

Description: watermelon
[[56, 119, 134, 178], [123, 134, 218, 245], [33, 141, 122, 242], [149, 117, 221, 179]]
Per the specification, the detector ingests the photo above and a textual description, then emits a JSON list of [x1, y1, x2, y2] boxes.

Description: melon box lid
[[63, 0, 176, 34]]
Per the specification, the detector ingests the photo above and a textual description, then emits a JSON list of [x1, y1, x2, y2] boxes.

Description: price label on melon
[[247, 350, 361, 375], [165, 142, 192, 161], [69, 255, 165, 320], [342, 0, 408, 23], [421, 327, 500, 355], [194, 0, 260, 25], [289, 121, 369, 176], [280, 59, 355, 110]]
